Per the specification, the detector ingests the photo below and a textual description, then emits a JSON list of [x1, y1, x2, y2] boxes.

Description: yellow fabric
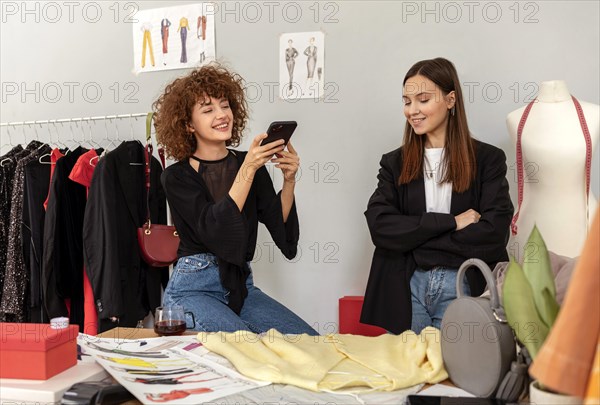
[[197, 327, 448, 392]]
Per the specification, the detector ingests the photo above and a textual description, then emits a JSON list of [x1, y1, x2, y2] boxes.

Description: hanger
[[37, 123, 51, 151], [130, 115, 141, 141], [38, 153, 52, 164], [46, 122, 66, 153], [0, 126, 15, 161], [81, 119, 96, 150], [65, 121, 80, 150], [26, 123, 33, 145], [87, 120, 103, 167], [0, 125, 13, 152], [89, 154, 99, 166], [0, 125, 14, 166], [102, 118, 119, 151], [36, 123, 53, 162]]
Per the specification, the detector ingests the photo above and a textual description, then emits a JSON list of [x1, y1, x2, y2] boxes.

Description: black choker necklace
[[190, 150, 231, 163]]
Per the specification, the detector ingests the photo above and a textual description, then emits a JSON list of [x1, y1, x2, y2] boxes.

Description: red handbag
[[137, 220, 179, 267], [137, 113, 179, 267]]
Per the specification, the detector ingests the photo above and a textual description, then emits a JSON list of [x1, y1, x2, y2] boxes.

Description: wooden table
[[97, 326, 197, 339]]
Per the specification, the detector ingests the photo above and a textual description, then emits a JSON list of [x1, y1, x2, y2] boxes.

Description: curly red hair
[[152, 63, 249, 161]]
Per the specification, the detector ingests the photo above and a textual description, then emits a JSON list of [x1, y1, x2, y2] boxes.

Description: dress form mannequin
[[506, 80, 599, 261]]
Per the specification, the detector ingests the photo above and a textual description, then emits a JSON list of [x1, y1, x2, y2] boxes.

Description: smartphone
[[407, 395, 507, 405], [262, 121, 297, 146]]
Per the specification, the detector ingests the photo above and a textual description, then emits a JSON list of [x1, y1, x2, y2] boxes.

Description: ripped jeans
[[162, 253, 317, 335], [410, 267, 471, 334]]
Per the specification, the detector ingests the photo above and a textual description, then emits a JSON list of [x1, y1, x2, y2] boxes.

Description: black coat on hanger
[[82, 141, 167, 332], [42, 146, 88, 329], [23, 145, 52, 323]]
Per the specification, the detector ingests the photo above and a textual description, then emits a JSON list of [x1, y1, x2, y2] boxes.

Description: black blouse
[[190, 151, 238, 203], [161, 149, 299, 313]]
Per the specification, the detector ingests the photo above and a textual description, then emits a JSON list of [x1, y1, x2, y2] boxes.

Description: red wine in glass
[[154, 320, 186, 336]]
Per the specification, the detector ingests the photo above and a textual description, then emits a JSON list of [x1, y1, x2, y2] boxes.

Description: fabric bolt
[[0, 142, 47, 322], [197, 327, 448, 392], [69, 148, 102, 335], [22, 146, 53, 322], [530, 207, 600, 397], [42, 146, 88, 330], [0, 144, 25, 306]]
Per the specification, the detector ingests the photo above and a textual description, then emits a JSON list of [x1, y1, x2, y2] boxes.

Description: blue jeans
[[410, 267, 471, 334], [163, 253, 318, 335]]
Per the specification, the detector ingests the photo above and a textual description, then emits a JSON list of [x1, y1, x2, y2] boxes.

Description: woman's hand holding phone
[[271, 141, 299, 183], [242, 133, 285, 179]]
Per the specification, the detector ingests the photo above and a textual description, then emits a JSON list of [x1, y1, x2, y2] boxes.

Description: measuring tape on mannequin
[[511, 96, 592, 236]]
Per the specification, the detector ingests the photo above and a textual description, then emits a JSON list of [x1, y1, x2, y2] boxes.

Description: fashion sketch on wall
[[279, 31, 325, 100], [133, 3, 215, 74]]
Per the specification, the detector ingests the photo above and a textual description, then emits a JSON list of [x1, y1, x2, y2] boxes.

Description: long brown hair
[[399, 57, 475, 193], [152, 63, 249, 161]]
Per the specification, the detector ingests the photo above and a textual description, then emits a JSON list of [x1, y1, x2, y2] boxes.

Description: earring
[[450, 106, 455, 116]]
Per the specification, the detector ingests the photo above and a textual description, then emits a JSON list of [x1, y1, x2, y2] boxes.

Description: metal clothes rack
[[0, 113, 149, 128]]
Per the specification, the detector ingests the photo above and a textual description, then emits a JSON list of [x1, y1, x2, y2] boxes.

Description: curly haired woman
[[153, 63, 316, 335]]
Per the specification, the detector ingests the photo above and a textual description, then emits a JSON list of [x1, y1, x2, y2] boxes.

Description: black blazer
[[43, 147, 88, 328], [360, 140, 513, 334], [83, 141, 167, 330]]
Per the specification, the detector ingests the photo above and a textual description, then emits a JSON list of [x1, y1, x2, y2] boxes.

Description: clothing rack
[[0, 113, 149, 128]]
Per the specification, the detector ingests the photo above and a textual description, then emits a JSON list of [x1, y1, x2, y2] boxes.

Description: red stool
[[338, 296, 386, 336]]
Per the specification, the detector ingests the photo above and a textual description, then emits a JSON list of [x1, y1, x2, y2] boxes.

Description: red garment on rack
[[68, 149, 100, 335]]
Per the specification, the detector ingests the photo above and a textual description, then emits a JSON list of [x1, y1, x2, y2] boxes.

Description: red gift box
[[339, 296, 387, 336], [0, 323, 78, 380]]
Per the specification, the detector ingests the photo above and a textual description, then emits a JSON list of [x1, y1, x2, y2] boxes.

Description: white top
[[506, 80, 599, 260], [423, 148, 452, 214]]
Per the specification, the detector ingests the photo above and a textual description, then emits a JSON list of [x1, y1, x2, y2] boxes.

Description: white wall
[[2, 1, 599, 333]]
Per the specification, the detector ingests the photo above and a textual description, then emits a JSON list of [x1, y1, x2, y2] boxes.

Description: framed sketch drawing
[[133, 3, 215, 74], [279, 31, 325, 100]]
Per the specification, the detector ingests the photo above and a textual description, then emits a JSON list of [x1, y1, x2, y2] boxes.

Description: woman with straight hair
[[361, 57, 513, 334]]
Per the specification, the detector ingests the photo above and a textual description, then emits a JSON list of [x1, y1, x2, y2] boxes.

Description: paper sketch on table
[[79, 335, 269, 404], [133, 3, 215, 74], [279, 31, 325, 100]]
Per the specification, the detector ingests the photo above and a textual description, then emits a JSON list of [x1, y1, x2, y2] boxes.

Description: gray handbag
[[441, 258, 527, 400]]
